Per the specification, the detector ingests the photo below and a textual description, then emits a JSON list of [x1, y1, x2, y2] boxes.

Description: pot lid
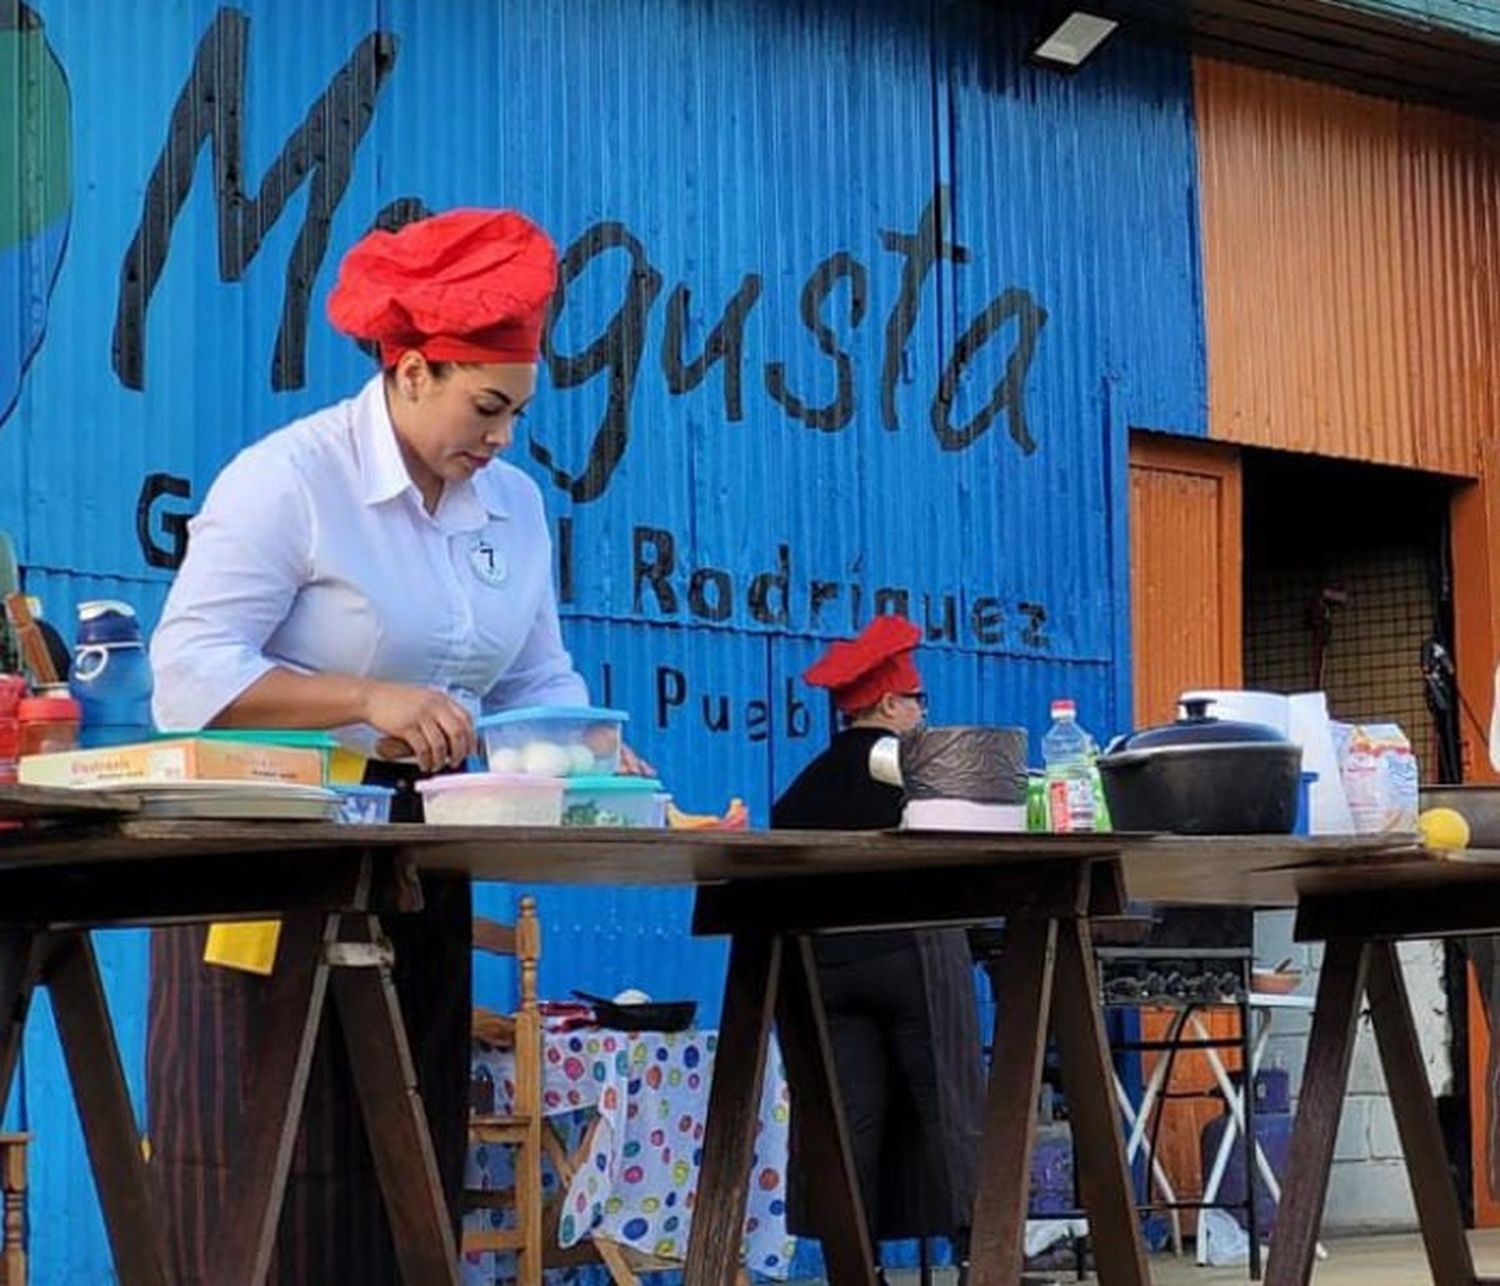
[[1112, 698, 1291, 752]]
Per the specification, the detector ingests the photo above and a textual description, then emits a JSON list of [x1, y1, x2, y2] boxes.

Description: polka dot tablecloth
[[464, 1028, 795, 1282]]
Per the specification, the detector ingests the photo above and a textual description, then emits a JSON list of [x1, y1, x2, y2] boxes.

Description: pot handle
[[1179, 697, 1217, 722]]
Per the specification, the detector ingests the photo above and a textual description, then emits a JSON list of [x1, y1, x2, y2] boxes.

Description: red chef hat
[[804, 615, 924, 714], [326, 208, 559, 366]]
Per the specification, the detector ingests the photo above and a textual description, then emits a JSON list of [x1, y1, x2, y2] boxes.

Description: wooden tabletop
[[0, 817, 1127, 884], [0, 783, 141, 820], [0, 791, 1445, 900]]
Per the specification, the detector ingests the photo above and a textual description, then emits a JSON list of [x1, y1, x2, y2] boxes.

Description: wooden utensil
[[3, 593, 58, 686]]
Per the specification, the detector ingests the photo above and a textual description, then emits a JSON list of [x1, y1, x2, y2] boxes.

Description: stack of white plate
[[122, 780, 341, 821]]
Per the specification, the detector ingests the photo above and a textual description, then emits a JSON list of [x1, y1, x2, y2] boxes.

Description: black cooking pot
[[1098, 699, 1302, 835], [572, 990, 697, 1033]]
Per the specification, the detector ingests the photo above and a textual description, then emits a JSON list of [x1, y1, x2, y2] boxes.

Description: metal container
[[1098, 699, 1302, 835], [1418, 785, 1500, 848]]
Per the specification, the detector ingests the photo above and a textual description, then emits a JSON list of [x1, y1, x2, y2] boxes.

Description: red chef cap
[[326, 208, 559, 366], [804, 615, 924, 714]]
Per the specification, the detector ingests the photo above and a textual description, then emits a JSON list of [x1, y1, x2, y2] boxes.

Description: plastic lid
[[18, 696, 81, 721], [331, 783, 396, 797], [1113, 697, 1289, 751], [184, 729, 341, 750], [78, 600, 138, 620], [75, 600, 144, 645], [563, 775, 664, 792], [477, 705, 629, 727], [416, 772, 566, 795], [1049, 699, 1076, 719]]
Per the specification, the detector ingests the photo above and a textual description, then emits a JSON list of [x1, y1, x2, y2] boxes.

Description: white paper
[[1287, 692, 1355, 835], [1490, 661, 1500, 772]]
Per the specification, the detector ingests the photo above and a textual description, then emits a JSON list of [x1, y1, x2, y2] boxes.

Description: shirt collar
[[355, 374, 415, 507], [353, 374, 512, 528]]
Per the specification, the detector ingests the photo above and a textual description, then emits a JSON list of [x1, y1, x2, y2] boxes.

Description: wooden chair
[[0, 1134, 26, 1286], [463, 899, 545, 1286], [462, 904, 748, 1286]]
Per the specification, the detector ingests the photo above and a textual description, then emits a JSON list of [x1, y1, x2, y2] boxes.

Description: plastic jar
[[0, 717, 17, 784], [18, 695, 82, 757]]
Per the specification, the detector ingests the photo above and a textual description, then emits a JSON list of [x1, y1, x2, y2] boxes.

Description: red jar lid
[[18, 696, 81, 721]]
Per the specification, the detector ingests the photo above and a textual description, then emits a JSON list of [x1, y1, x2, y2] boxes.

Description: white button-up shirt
[[151, 374, 587, 750]]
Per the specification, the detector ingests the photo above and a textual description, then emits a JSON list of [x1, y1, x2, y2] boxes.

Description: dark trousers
[[147, 770, 470, 1284], [819, 943, 964, 1249]]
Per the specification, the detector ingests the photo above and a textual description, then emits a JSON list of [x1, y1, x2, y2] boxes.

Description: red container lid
[[18, 696, 81, 722]]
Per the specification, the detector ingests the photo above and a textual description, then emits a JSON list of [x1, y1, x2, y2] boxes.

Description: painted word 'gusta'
[[113, 12, 1048, 529]]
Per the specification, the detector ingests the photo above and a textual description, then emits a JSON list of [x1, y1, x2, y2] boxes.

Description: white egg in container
[[476, 705, 629, 776]]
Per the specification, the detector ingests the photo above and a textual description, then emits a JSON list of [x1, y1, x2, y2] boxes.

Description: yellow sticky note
[[329, 748, 368, 785], [203, 921, 282, 975]]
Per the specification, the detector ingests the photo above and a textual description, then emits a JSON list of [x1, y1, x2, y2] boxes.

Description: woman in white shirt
[[147, 208, 591, 1283]]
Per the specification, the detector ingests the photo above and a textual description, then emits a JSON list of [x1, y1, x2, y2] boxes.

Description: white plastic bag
[[1199, 1208, 1251, 1267], [1331, 722, 1419, 833]]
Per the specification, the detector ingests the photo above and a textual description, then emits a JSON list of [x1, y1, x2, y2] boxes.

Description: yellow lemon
[[1419, 807, 1471, 851]]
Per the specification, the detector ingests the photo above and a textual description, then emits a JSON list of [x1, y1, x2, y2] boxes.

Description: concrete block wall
[[1253, 910, 1451, 1233]]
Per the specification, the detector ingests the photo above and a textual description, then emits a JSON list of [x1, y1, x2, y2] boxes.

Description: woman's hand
[[363, 680, 477, 772], [618, 742, 656, 777]]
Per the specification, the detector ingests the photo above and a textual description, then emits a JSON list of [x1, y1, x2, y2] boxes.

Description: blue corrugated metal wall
[[2, 0, 1203, 1276]]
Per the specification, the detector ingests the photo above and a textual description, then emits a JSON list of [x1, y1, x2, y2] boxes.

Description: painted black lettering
[[809, 580, 841, 628], [702, 695, 730, 732], [972, 597, 1005, 646], [784, 678, 811, 740], [537, 222, 662, 503], [688, 568, 732, 622], [874, 588, 910, 618], [749, 544, 790, 626], [136, 473, 193, 570], [931, 288, 1046, 454], [765, 252, 867, 431], [923, 593, 957, 643], [557, 516, 574, 605], [1019, 601, 1049, 649], [746, 699, 771, 744], [879, 186, 970, 431], [661, 276, 762, 420], [112, 8, 396, 391], [632, 526, 679, 615], [655, 666, 687, 729]]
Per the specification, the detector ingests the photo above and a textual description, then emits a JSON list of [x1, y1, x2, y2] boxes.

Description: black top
[[771, 726, 914, 964]]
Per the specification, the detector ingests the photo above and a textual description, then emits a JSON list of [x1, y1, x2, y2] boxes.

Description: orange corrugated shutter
[[1196, 57, 1500, 478]]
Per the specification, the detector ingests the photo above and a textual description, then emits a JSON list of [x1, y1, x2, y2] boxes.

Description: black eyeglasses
[[900, 692, 930, 712]]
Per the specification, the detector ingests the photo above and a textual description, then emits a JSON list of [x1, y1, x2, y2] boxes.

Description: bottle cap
[[1050, 699, 1077, 720]]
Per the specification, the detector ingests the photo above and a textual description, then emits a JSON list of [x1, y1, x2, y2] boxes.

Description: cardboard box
[[18, 738, 325, 788]]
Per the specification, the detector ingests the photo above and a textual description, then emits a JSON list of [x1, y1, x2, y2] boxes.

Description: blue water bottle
[[69, 600, 155, 748]]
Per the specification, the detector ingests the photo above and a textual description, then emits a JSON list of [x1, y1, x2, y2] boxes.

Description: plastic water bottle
[[1043, 699, 1098, 833], [69, 600, 155, 748]]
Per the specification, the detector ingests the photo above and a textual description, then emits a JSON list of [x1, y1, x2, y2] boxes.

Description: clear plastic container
[[416, 772, 564, 826], [331, 783, 395, 824], [561, 776, 667, 828], [476, 706, 628, 777], [18, 695, 81, 757], [1043, 699, 1098, 833]]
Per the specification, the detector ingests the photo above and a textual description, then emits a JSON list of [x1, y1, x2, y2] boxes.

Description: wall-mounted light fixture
[[1030, 11, 1121, 70]]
